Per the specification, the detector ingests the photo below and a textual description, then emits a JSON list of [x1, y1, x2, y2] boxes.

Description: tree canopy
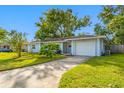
[[98, 5, 124, 24], [8, 30, 27, 57], [108, 16, 124, 44], [94, 5, 124, 45], [0, 28, 8, 42], [35, 9, 90, 40]]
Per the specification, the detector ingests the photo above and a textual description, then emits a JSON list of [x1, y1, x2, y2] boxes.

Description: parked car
[[0, 48, 13, 52]]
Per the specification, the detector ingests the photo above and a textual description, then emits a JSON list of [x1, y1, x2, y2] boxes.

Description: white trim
[[60, 43, 63, 54], [66, 36, 105, 41], [29, 36, 105, 44], [96, 38, 101, 56]]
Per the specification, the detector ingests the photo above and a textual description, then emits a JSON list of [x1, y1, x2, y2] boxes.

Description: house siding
[[71, 40, 76, 55], [100, 39, 105, 55], [96, 38, 101, 56], [27, 43, 41, 53], [59, 43, 63, 54], [32, 43, 41, 53], [96, 39, 105, 56]]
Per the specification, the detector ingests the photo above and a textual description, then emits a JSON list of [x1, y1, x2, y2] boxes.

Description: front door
[[63, 41, 71, 54]]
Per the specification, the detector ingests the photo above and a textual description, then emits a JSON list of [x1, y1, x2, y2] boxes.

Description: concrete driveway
[[0, 56, 89, 88]]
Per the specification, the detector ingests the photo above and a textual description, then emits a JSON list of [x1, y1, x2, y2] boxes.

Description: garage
[[75, 39, 96, 56]]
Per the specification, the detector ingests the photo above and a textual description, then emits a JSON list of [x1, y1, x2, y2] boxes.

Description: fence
[[111, 45, 124, 53]]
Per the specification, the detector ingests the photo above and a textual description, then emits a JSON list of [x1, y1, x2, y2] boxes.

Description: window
[[4, 46, 6, 49], [32, 45, 35, 49]]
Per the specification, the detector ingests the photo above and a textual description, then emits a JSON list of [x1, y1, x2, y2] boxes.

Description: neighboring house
[[0, 43, 11, 52], [0, 43, 10, 49], [0, 42, 29, 52], [27, 36, 105, 56]]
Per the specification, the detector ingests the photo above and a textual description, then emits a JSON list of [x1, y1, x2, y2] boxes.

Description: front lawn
[[0, 52, 65, 71], [59, 54, 124, 88]]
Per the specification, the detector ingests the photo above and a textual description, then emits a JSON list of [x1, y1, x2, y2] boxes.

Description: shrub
[[40, 43, 60, 58]]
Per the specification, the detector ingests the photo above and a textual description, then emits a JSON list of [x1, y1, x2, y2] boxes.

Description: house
[[0, 43, 10, 49], [27, 35, 105, 56], [22, 42, 29, 52]]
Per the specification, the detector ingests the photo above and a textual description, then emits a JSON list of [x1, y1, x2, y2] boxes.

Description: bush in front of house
[[40, 43, 60, 58]]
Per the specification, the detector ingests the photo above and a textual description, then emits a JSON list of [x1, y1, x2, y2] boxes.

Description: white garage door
[[75, 40, 96, 56]]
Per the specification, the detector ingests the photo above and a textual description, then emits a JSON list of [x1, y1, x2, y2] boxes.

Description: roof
[[29, 35, 105, 44]]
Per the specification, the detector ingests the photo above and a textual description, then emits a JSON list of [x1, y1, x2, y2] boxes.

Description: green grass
[[0, 52, 65, 71], [59, 54, 124, 88]]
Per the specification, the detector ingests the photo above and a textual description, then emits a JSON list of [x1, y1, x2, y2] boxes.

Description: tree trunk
[[17, 46, 21, 57], [18, 50, 21, 57]]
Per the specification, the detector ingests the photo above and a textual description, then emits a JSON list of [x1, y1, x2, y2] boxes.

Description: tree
[[94, 23, 113, 49], [95, 5, 124, 45], [40, 43, 59, 58], [98, 6, 115, 24], [99, 5, 124, 24], [8, 30, 26, 57], [35, 9, 90, 40], [95, 6, 115, 39], [0, 28, 8, 42], [77, 32, 86, 37], [108, 16, 124, 44]]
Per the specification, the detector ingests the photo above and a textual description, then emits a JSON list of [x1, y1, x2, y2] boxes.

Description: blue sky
[[0, 5, 103, 41]]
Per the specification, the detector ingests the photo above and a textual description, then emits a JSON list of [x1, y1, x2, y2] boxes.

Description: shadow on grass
[[0, 56, 33, 64], [0, 56, 86, 88], [0, 55, 65, 72]]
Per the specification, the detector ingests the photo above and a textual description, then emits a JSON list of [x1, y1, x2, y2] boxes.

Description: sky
[[0, 5, 103, 41]]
